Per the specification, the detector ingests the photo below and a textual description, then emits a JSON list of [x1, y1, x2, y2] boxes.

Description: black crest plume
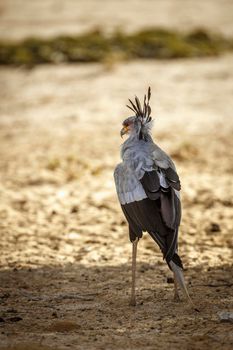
[[126, 87, 152, 124]]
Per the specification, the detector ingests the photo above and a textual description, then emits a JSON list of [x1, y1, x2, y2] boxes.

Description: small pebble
[[218, 311, 233, 323], [167, 277, 174, 284], [9, 316, 23, 322]]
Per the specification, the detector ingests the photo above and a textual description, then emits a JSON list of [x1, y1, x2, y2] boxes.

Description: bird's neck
[[120, 133, 153, 160]]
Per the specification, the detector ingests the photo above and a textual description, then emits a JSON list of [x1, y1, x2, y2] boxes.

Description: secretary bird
[[114, 87, 197, 309]]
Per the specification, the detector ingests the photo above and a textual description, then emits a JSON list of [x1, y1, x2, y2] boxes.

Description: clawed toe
[[174, 294, 181, 302]]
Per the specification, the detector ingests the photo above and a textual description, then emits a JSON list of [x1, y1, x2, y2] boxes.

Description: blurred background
[[0, 1, 233, 349]]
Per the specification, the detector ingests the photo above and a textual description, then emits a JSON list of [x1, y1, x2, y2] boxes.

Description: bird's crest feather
[[126, 87, 153, 125]]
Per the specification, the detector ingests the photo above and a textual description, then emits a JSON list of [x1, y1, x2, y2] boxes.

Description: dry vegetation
[[0, 28, 232, 65]]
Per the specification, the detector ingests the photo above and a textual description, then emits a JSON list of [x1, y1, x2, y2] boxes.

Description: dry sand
[[0, 1, 233, 349], [0, 55, 233, 349]]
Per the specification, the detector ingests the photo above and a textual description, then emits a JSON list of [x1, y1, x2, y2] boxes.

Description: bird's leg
[[173, 273, 180, 302], [129, 238, 139, 306]]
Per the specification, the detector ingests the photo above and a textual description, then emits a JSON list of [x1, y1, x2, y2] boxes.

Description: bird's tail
[[169, 260, 199, 312]]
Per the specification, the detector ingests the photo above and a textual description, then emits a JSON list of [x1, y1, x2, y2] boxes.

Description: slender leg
[[173, 273, 180, 302], [129, 238, 138, 306]]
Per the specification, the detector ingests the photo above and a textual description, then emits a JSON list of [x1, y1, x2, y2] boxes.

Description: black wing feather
[[139, 171, 160, 200], [163, 167, 181, 191]]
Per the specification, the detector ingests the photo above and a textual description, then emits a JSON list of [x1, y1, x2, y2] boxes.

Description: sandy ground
[[0, 1, 233, 349], [0, 54, 233, 349], [1, 0, 233, 40]]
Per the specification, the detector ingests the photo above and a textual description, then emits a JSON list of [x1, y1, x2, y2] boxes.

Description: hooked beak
[[120, 125, 129, 138]]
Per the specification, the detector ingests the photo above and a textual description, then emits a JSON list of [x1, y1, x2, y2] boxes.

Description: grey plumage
[[114, 88, 196, 308], [114, 131, 181, 266]]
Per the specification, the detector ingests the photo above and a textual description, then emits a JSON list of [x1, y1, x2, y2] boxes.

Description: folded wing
[[114, 157, 182, 265]]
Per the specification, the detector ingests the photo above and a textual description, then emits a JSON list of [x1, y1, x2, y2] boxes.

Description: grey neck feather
[[121, 133, 153, 160]]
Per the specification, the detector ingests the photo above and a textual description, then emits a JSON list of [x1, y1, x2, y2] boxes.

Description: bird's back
[[114, 137, 182, 266]]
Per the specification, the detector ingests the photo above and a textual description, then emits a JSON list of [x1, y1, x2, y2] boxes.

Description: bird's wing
[[114, 148, 181, 262], [139, 170, 181, 230], [114, 151, 181, 230], [149, 142, 177, 170], [114, 162, 147, 205], [140, 142, 181, 229], [148, 141, 181, 191]]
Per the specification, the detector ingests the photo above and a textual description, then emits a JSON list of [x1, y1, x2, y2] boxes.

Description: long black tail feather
[[167, 253, 183, 269]]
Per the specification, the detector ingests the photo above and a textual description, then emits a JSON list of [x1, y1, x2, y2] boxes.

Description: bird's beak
[[120, 126, 129, 138]]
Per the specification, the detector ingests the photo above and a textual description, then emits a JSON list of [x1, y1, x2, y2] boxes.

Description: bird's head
[[120, 116, 138, 138], [120, 87, 153, 140]]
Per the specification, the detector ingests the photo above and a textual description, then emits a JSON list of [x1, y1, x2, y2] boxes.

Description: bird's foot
[[129, 296, 136, 306], [173, 293, 181, 302]]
